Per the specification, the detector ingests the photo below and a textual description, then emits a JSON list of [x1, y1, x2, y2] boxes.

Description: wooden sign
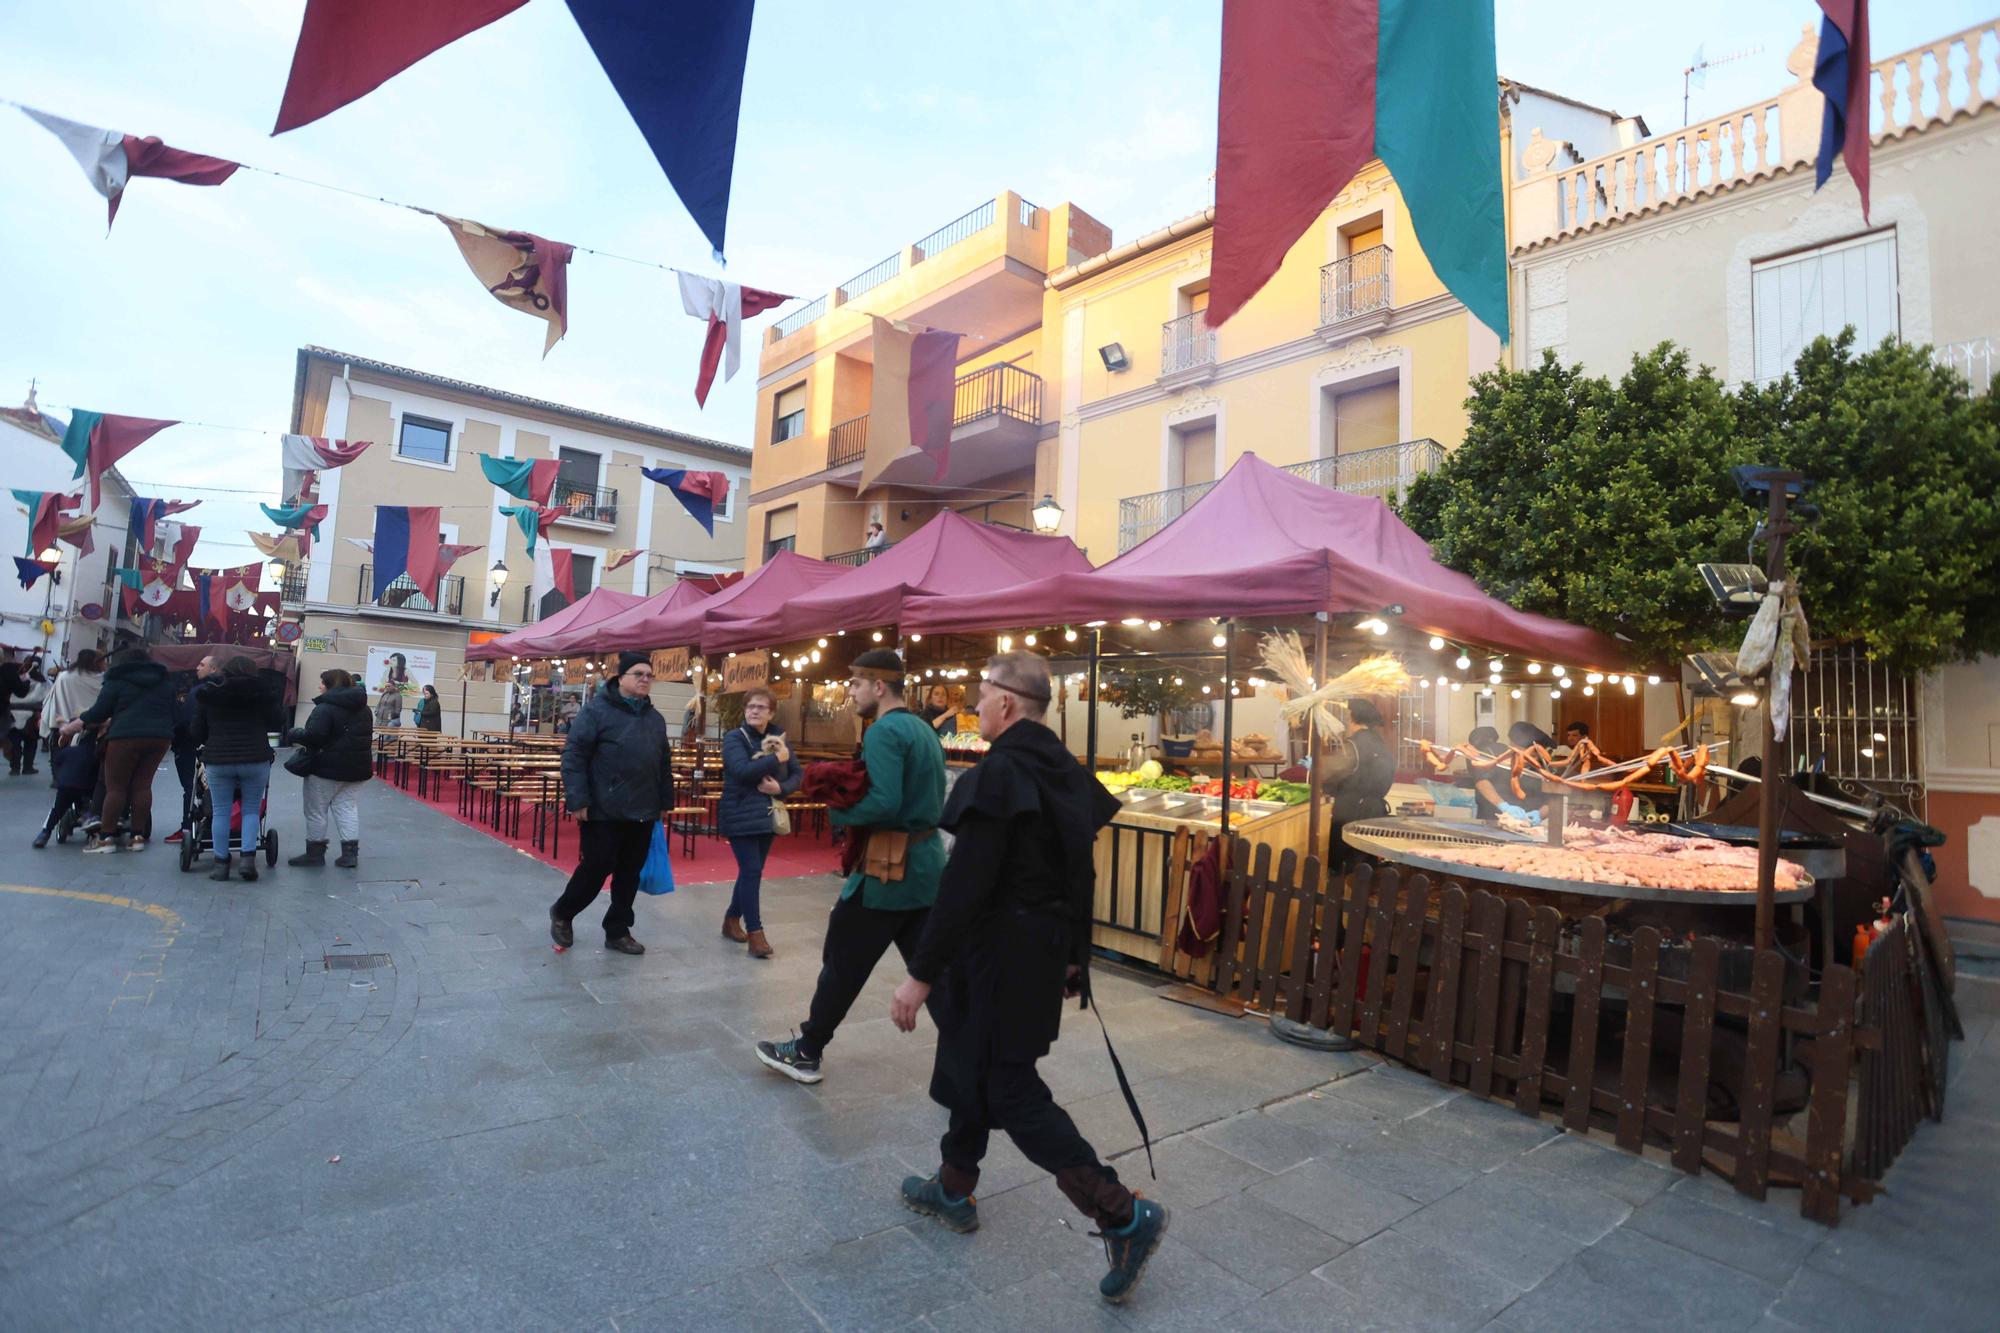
[[651, 647, 691, 682], [529, 659, 552, 686], [769, 680, 794, 701], [721, 650, 769, 694]]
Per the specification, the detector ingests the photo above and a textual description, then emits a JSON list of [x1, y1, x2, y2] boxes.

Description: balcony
[[278, 561, 310, 606], [825, 542, 894, 568], [1116, 439, 1445, 552], [819, 363, 1043, 487], [1938, 336, 1994, 396], [358, 564, 466, 618], [1160, 312, 1217, 385], [550, 480, 618, 528], [1319, 245, 1393, 340]]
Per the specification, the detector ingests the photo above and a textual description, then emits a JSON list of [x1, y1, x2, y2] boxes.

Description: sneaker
[[164, 830, 185, 844], [604, 935, 646, 956], [900, 1175, 979, 1233], [82, 837, 117, 854], [128, 836, 147, 852], [33, 828, 51, 849], [1095, 1198, 1169, 1305], [754, 1035, 823, 1085], [549, 912, 574, 950]]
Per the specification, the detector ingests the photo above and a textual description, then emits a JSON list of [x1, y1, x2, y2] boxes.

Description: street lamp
[[488, 558, 509, 608], [1031, 494, 1063, 534]]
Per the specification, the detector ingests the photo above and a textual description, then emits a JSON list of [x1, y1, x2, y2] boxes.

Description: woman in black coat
[[718, 687, 802, 957], [415, 684, 443, 732], [192, 656, 282, 881], [283, 668, 373, 868]]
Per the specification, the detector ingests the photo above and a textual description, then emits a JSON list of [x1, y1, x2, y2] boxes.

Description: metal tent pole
[[1220, 621, 1235, 835], [1085, 628, 1101, 773], [1307, 613, 1329, 861]]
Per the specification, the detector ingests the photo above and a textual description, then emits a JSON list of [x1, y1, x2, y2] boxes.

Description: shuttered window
[[772, 384, 807, 443], [1752, 231, 1898, 383]]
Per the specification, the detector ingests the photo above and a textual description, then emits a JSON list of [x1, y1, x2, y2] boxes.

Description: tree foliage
[[1400, 336, 2000, 671]]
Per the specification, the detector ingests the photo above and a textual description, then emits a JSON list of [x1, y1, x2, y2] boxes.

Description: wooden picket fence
[[1202, 841, 1933, 1225]]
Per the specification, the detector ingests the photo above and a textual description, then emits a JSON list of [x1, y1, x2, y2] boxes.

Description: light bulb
[[871, 630, 883, 642], [1550, 689, 1562, 700], [1372, 620, 1388, 636], [909, 633, 922, 642], [1449, 681, 1462, 693], [1647, 674, 1661, 685], [1064, 628, 1078, 642], [1488, 658, 1502, 673], [1489, 672, 1501, 685], [1552, 665, 1567, 678], [1121, 617, 1144, 627], [1417, 677, 1430, 688], [1730, 691, 1760, 707], [1622, 677, 1637, 695], [1147, 620, 1162, 631], [1212, 633, 1227, 648], [1527, 662, 1542, 675], [1454, 653, 1471, 671], [810, 649, 821, 663], [1201, 685, 1212, 695], [1428, 636, 1445, 651], [1586, 672, 1603, 685], [1231, 687, 1240, 696], [817, 638, 827, 648], [1172, 676, 1183, 686], [1024, 633, 1036, 646], [998, 636, 1013, 652], [1510, 689, 1522, 699], [1582, 685, 1595, 697]]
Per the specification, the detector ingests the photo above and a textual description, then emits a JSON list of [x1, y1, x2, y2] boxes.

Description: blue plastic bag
[[637, 820, 676, 895]]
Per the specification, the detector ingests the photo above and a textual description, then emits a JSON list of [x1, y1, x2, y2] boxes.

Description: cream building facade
[[1507, 17, 2000, 923], [284, 348, 749, 731]]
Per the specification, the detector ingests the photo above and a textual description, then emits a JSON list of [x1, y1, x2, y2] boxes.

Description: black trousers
[[935, 1046, 1132, 1228], [8, 725, 38, 773], [551, 818, 652, 941], [796, 893, 930, 1058], [42, 785, 91, 832]]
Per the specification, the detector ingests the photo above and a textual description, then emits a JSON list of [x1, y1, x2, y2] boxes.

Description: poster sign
[[721, 650, 769, 694], [364, 646, 436, 721], [651, 647, 690, 681], [302, 634, 336, 653]]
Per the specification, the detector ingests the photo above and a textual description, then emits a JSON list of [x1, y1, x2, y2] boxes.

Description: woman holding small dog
[[719, 687, 802, 959]]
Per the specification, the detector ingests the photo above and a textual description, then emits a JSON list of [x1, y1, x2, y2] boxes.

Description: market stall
[[465, 585, 650, 661]]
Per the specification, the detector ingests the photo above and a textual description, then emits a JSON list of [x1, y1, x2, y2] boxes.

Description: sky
[[0, 0, 1987, 574]]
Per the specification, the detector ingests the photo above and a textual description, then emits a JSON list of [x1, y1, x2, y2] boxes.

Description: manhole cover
[[322, 953, 393, 971]]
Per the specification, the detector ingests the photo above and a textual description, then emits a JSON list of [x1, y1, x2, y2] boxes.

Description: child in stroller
[[178, 750, 279, 876], [33, 728, 99, 848]]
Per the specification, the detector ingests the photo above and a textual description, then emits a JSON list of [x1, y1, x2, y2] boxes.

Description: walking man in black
[[549, 652, 674, 956], [888, 650, 1168, 1305]]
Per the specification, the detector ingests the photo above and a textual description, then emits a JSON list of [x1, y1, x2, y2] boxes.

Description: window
[[556, 447, 598, 493], [764, 505, 797, 561], [397, 414, 452, 464], [772, 384, 807, 443], [1752, 231, 1898, 384], [1328, 382, 1399, 455], [540, 553, 596, 619], [711, 475, 734, 522]]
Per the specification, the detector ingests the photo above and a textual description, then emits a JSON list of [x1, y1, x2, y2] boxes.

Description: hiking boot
[[549, 911, 574, 950], [605, 935, 646, 956], [239, 858, 259, 882], [33, 828, 51, 849], [754, 1036, 823, 1085], [209, 855, 234, 882], [901, 1175, 979, 1233], [288, 840, 328, 867], [721, 914, 748, 943], [333, 840, 359, 868], [746, 929, 774, 960], [1095, 1198, 1169, 1304]]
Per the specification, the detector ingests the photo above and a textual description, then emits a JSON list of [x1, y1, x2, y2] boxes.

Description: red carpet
[[382, 777, 844, 884]]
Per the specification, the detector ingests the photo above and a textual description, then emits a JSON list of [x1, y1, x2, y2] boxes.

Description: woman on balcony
[[719, 688, 802, 959]]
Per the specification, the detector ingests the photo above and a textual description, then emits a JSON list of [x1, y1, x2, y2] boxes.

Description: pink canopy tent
[[465, 586, 648, 661], [524, 579, 710, 659], [901, 453, 1640, 670], [703, 510, 1095, 655], [546, 550, 845, 657]]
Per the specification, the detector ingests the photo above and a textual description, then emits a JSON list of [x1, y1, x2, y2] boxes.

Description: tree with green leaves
[[1401, 335, 2000, 672]]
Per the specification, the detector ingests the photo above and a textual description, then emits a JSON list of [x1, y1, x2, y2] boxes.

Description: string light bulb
[[1487, 658, 1502, 673], [1526, 662, 1542, 675], [1449, 681, 1462, 692], [1212, 633, 1227, 648], [1551, 665, 1567, 678], [909, 633, 922, 642], [817, 639, 827, 648], [1647, 674, 1661, 685], [1417, 677, 1430, 688], [1585, 672, 1603, 685], [1428, 635, 1445, 651], [1454, 653, 1472, 671], [1582, 685, 1595, 697], [1510, 688, 1523, 699], [1550, 688, 1562, 700], [1622, 676, 1637, 695], [1023, 633, 1037, 646], [1147, 620, 1162, 631], [1064, 628, 1078, 642]]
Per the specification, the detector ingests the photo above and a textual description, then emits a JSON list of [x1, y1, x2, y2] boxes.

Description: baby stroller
[[177, 751, 279, 873]]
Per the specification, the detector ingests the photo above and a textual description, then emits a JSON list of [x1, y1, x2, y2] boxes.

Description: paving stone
[[1512, 1131, 1677, 1207], [775, 1227, 956, 1332], [1170, 1190, 1349, 1293], [1318, 1067, 1462, 1120], [924, 1268, 1129, 1333], [1491, 1228, 1777, 1333], [1391, 1176, 1601, 1290], [1249, 1157, 1425, 1244], [1128, 1133, 1274, 1212], [1193, 1109, 1338, 1173], [1312, 1229, 1522, 1332], [615, 1270, 828, 1333], [1623, 1184, 1822, 1285]]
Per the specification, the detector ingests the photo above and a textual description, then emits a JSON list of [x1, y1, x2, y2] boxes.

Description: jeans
[[100, 737, 170, 839], [727, 834, 774, 931], [796, 893, 931, 1059], [302, 776, 364, 842], [551, 819, 652, 941], [204, 761, 270, 856]]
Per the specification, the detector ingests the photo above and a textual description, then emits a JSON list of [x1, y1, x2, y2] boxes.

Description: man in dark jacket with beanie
[[889, 650, 1167, 1306], [550, 651, 674, 955]]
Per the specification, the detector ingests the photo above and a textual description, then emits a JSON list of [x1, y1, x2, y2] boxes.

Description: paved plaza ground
[[0, 764, 1994, 1331]]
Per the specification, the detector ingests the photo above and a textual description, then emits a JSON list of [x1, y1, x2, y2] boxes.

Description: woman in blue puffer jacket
[[718, 687, 801, 959]]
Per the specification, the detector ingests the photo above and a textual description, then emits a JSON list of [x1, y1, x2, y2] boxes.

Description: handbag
[[771, 797, 792, 837], [637, 820, 676, 895], [283, 747, 317, 777]]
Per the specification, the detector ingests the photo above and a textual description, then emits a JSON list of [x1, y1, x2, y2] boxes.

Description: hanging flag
[[135, 555, 179, 612], [372, 506, 443, 602], [59, 411, 177, 511], [280, 435, 372, 501], [437, 541, 485, 571], [153, 521, 201, 570], [498, 504, 561, 554], [272, 0, 531, 133], [639, 467, 730, 536], [478, 454, 561, 504], [604, 548, 643, 574], [861, 317, 960, 494], [565, 0, 756, 261], [678, 274, 790, 405], [260, 502, 327, 540], [437, 216, 573, 356], [111, 566, 145, 616], [13, 556, 51, 590], [22, 107, 240, 232], [57, 513, 96, 558], [1813, 1, 1872, 220], [129, 497, 201, 559], [1207, 0, 1508, 339], [10, 489, 78, 558], [249, 531, 305, 563], [550, 548, 576, 604]]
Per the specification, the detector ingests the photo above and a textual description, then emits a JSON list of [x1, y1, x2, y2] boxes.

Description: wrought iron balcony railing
[[1161, 312, 1217, 378], [823, 363, 1042, 471], [1320, 245, 1393, 324], [358, 565, 466, 617], [278, 562, 310, 605], [1116, 438, 1445, 552], [551, 480, 618, 526]]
